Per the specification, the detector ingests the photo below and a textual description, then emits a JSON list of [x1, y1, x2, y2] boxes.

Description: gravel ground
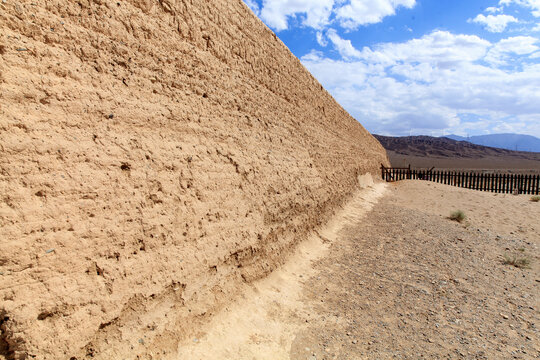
[[291, 181, 539, 359]]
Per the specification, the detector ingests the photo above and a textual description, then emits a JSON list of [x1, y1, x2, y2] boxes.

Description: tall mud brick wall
[[0, 0, 388, 358]]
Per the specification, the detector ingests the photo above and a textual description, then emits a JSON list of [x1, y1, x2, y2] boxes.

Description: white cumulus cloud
[[326, 29, 363, 59], [485, 36, 539, 64], [500, 0, 540, 17], [486, 6, 503, 13], [259, 0, 334, 31], [301, 31, 540, 136], [470, 14, 519, 32], [360, 31, 490, 66], [336, 0, 416, 29], [255, 0, 417, 31], [316, 31, 328, 46]]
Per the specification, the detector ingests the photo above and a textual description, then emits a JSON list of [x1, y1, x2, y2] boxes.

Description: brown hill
[[0, 0, 387, 359], [375, 135, 540, 171]]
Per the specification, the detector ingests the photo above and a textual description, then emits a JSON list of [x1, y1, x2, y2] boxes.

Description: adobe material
[[0, 1, 387, 358]]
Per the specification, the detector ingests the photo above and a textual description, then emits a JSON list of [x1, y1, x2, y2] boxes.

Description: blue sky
[[243, 0, 540, 137]]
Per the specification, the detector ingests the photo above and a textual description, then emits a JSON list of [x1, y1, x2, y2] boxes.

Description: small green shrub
[[449, 210, 466, 223], [530, 195, 540, 202], [503, 253, 531, 269]]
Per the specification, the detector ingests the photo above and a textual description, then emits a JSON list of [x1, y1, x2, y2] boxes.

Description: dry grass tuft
[[449, 210, 466, 223], [503, 253, 531, 269], [530, 195, 540, 202]]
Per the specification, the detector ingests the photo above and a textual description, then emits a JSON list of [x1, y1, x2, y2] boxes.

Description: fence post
[[478, 173, 482, 190], [510, 174, 514, 194], [481, 173, 485, 191]]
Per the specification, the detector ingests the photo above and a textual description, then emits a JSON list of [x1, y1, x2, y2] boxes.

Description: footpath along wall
[[0, 0, 388, 358]]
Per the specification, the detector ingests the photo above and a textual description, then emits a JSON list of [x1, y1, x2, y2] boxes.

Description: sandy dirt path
[[175, 181, 539, 359], [175, 182, 387, 359]]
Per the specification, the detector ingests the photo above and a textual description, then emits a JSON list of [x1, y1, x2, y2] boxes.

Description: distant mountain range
[[373, 134, 540, 170], [444, 133, 540, 153], [373, 135, 533, 159]]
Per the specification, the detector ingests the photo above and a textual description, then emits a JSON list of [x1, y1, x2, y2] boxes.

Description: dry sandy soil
[[178, 180, 539, 359]]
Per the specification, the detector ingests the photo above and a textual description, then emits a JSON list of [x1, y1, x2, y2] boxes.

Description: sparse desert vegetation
[[531, 195, 540, 202], [503, 253, 532, 269], [449, 209, 466, 222]]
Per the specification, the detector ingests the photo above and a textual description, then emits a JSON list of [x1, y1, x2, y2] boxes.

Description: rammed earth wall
[[0, 1, 388, 358]]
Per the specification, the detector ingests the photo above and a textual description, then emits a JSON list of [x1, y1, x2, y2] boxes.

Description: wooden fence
[[381, 165, 540, 195]]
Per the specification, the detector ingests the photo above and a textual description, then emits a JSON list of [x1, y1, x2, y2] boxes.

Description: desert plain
[[175, 179, 540, 360]]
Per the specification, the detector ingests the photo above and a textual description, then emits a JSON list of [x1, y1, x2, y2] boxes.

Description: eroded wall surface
[[0, 0, 388, 358]]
